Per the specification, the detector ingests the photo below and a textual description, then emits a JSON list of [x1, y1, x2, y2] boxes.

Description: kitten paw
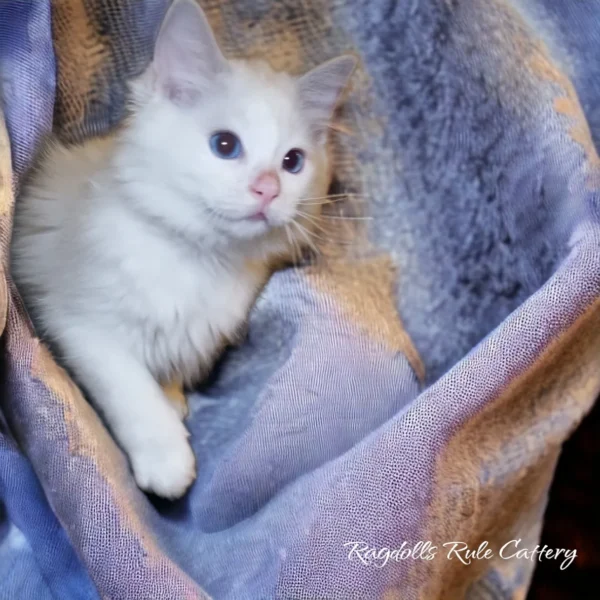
[[130, 433, 196, 499]]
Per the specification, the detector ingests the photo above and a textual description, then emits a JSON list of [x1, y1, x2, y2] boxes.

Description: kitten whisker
[[296, 212, 372, 222], [300, 198, 367, 208], [327, 122, 355, 136], [296, 211, 356, 239], [300, 193, 362, 202], [292, 219, 358, 246], [283, 223, 298, 264], [290, 220, 321, 257]]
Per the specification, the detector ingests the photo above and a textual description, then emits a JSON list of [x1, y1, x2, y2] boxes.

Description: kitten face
[[136, 62, 325, 241], [123, 0, 355, 246]]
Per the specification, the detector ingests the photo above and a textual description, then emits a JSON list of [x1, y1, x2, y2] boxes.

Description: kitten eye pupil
[[282, 149, 305, 174], [210, 131, 242, 159]]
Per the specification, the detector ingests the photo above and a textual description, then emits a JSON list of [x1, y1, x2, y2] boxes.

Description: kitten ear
[[297, 55, 357, 139], [153, 0, 228, 104]]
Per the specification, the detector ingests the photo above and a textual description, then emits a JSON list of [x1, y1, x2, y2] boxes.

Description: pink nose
[[250, 171, 280, 208]]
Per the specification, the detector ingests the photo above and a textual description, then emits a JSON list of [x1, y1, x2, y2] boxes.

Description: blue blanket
[[1, 1, 599, 598]]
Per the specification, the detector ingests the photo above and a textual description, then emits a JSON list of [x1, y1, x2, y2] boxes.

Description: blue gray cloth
[[1, 1, 599, 598]]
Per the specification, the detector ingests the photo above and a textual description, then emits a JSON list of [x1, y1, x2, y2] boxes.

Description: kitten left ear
[[297, 55, 357, 139], [152, 0, 228, 104]]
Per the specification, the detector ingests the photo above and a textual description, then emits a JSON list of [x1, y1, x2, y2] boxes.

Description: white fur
[[10, 0, 355, 498]]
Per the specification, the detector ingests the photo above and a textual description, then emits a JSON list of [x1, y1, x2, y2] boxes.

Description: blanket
[[1, 1, 599, 598]]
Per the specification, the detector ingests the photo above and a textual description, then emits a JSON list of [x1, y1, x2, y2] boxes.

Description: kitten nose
[[250, 171, 280, 207]]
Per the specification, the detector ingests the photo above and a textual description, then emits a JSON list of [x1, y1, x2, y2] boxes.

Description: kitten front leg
[[58, 326, 196, 498]]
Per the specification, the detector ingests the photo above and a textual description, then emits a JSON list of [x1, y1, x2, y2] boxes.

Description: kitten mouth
[[212, 211, 272, 234], [228, 210, 272, 226], [248, 212, 268, 222]]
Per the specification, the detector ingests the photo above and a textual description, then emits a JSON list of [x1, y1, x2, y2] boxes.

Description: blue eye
[[282, 148, 305, 174], [210, 131, 242, 159]]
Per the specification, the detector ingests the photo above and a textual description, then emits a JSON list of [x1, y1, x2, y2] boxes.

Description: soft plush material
[[1, 1, 599, 598]]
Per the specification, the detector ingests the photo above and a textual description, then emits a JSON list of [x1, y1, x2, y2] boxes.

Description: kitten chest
[[117, 250, 262, 385]]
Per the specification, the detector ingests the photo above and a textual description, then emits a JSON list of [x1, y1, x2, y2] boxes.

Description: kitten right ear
[[152, 0, 228, 104]]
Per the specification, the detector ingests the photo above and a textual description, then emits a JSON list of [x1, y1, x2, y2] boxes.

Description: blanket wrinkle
[[1, 0, 599, 599]]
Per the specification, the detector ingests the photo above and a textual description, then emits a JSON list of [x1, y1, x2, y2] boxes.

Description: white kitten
[[10, 0, 355, 498]]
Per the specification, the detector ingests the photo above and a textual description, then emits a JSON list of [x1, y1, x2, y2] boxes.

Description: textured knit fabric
[[1, 1, 599, 599]]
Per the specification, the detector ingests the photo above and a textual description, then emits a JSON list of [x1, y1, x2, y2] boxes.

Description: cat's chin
[[223, 217, 272, 240]]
